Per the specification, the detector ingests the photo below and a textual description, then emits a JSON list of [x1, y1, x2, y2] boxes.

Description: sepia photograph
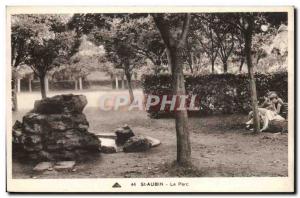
[[6, 6, 294, 193]]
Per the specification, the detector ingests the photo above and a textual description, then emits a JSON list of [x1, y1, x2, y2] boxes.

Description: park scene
[[11, 12, 289, 178]]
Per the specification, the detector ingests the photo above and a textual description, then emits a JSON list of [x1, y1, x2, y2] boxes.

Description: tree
[[152, 13, 192, 166], [11, 15, 40, 110], [59, 35, 106, 90], [191, 14, 219, 73], [121, 16, 166, 74], [90, 16, 148, 103], [68, 14, 165, 101], [23, 14, 79, 98], [214, 23, 235, 73], [220, 12, 287, 133]]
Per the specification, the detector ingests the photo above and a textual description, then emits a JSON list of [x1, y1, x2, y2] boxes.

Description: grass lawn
[[12, 106, 288, 178]]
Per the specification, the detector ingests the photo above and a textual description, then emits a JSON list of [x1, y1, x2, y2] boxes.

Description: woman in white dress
[[246, 92, 285, 132]]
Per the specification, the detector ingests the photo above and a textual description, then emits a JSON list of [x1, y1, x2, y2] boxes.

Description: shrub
[[141, 72, 288, 118]]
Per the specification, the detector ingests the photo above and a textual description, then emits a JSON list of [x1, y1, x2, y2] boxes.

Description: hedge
[[141, 72, 288, 118]]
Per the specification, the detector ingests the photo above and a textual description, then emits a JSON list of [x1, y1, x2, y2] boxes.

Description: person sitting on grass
[[245, 91, 285, 132]]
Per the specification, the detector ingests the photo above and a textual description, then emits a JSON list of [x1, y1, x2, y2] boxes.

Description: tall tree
[[221, 12, 287, 133], [152, 13, 192, 166]]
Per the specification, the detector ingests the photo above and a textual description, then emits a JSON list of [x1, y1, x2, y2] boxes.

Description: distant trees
[[190, 14, 219, 73], [90, 16, 147, 103], [68, 14, 166, 102], [12, 14, 79, 98]]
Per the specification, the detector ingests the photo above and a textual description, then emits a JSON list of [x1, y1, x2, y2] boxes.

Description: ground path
[[12, 90, 288, 178]]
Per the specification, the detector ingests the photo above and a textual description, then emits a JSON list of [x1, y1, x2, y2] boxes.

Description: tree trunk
[[74, 79, 78, 90], [169, 47, 191, 166], [223, 61, 228, 73], [125, 71, 134, 104], [28, 79, 32, 92], [239, 58, 245, 73], [166, 48, 172, 73], [152, 13, 192, 167], [39, 75, 47, 99], [211, 59, 215, 73], [121, 77, 125, 89], [188, 52, 194, 73], [244, 24, 260, 133], [12, 76, 18, 111]]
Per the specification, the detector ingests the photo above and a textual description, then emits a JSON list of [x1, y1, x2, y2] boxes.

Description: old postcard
[[6, 6, 294, 193]]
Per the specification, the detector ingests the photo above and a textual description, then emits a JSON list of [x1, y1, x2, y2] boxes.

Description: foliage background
[[142, 72, 288, 118]]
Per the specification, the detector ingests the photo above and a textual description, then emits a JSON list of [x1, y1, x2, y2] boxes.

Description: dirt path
[[12, 107, 288, 178]]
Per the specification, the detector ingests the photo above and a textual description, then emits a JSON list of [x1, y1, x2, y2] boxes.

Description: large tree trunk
[[125, 70, 134, 104], [39, 75, 47, 99], [170, 47, 192, 166], [244, 22, 260, 133], [153, 13, 192, 167]]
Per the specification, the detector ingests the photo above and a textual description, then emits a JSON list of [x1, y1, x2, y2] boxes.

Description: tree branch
[[151, 14, 175, 48]]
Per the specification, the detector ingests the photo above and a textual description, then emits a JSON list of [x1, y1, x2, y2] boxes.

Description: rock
[[96, 132, 116, 139], [13, 120, 22, 131], [33, 162, 53, 172], [123, 136, 151, 152], [22, 113, 89, 134], [101, 146, 117, 153], [54, 161, 76, 171], [115, 126, 135, 145], [13, 94, 101, 162], [99, 137, 117, 153], [145, 136, 161, 147], [33, 94, 87, 114], [12, 120, 23, 144], [267, 120, 288, 133]]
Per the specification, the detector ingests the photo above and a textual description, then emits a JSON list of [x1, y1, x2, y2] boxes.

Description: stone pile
[[113, 125, 152, 153], [12, 94, 101, 161]]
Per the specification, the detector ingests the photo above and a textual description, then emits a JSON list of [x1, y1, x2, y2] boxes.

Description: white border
[[5, 5, 295, 193]]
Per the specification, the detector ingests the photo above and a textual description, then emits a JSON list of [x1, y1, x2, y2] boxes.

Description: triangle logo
[[112, 182, 122, 188]]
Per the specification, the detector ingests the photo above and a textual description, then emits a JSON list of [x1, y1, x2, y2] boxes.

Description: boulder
[[12, 94, 101, 162], [12, 120, 23, 144], [101, 146, 117, 154], [22, 113, 89, 134], [267, 120, 288, 133], [32, 94, 87, 114], [115, 125, 135, 145], [123, 136, 151, 152]]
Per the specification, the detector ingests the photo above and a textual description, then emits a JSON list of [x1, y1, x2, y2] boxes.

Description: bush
[[142, 72, 288, 118]]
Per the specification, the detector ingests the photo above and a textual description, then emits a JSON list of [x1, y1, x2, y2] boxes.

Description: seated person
[[246, 91, 285, 132], [260, 91, 284, 114]]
